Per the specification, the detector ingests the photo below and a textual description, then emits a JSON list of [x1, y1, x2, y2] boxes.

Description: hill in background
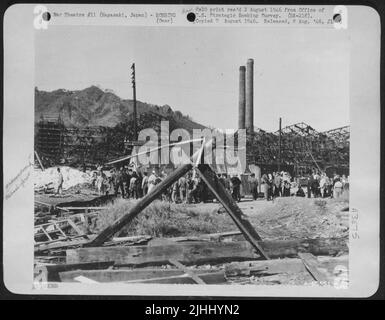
[[35, 86, 206, 131]]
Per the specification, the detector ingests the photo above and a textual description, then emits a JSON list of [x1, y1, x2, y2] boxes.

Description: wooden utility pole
[[131, 63, 138, 140], [278, 117, 282, 171]]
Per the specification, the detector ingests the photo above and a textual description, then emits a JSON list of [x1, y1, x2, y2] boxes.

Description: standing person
[[223, 174, 231, 194], [261, 174, 269, 200], [343, 175, 349, 194], [268, 173, 274, 200], [110, 168, 117, 193], [115, 167, 125, 198], [178, 175, 187, 203], [283, 180, 291, 197], [333, 178, 343, 199], [185, 173, 192, 203], [102, 172, 110, 195], [56, 168, 64, 195], [312, 172, 320, 197], [249, 173, 259, 200], [231, 175, 242, 202], [96, 172, 104, 195], [148, 170, 157, 194], [136, 172, 143, 198], [141, 172, 149, 196], [91, 171, 98, 190], [307, 174, 314, 198], [129, 171, 138, 199], [124, 168, 132, 199], [273, 172, 282, 198], [319, 173, 328, 198], [296, 186, 306, 197], [171, 181, 179, 203], [190, 175, 200, 203]]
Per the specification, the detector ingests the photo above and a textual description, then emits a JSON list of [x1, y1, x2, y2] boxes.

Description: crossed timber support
[[196, 164, 269, 259], [86, 162, 268, 259]]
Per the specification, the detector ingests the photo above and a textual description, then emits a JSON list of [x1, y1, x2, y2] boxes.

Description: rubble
[[34, 162, 349, 286], [34, 166, 92, 191]]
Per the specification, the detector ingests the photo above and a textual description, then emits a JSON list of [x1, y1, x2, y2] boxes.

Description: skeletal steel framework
[[247, 123, 350, 176], [35, 114, 349, 176]]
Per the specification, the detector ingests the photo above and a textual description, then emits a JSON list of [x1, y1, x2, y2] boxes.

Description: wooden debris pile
[[34, 163, 349, 286]]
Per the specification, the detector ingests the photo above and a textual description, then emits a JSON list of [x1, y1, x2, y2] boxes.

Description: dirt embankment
[[94, 196, 349, 240]]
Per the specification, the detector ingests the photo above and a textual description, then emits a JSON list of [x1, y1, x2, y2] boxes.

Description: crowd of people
[[88, 165, 246, 204], [81, 165, 349, 203], [304, 171, 349, 199], [255, 170, 349, 201]]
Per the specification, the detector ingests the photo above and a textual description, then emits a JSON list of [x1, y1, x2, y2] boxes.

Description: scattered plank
[[169, 259, 206, 284], [125, 271, 226, 284], [35, 200, 52, 207], [225, 255, 348, 279], [57, 206, 109, 211], [67, 241, 259, 266], [35, 151, 45, 171], [34, 261, 114, 282], [112, 235, 153, 243], [59, 268, 185, 282], [298, 253, 330, 284], [259, 237, 348, 258], [34, 237, 92, 253], [58, 268, 225, 284], [74, 276, 100, 284], [169, 231, 242, 242], [225, 259, 306, 277]]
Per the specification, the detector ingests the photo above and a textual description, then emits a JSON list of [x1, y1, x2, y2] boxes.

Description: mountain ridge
[[35, 86, 206, 130]]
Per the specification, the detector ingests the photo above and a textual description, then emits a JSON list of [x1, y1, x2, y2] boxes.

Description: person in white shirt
[[56, 168, 63, 195], [148, 171, 157, 194], [333, 178, 343, 198]]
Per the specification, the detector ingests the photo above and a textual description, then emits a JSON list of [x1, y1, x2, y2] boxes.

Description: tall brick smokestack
[[245, 58, 254, 132], [238, 66, 246, 129]]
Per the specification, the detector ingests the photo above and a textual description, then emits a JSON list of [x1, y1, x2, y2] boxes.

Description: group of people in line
[[254, 170, 349, 201], [85, 165, 349, 202], [89, 165, 244, 204], [250, 171, 293, 201], [305, 171, 349, 199]]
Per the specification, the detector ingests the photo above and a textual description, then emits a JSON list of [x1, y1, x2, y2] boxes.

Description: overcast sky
[[35, 25, 350, 132]]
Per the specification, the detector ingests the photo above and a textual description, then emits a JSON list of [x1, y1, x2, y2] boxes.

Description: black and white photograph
[[2, 4, 381, 298]]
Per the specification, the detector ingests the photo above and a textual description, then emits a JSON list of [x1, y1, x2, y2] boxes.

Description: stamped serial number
[[189, 304, 239, 317]]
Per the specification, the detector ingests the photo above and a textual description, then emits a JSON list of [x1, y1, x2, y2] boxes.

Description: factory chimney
[[238, 66, 246, 130], [245, 58, 254, 133]]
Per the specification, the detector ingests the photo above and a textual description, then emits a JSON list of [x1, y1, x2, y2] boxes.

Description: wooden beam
[[298, 253, 330, 284], [35, 151, 45, 171], [34, 261, 114, 282], [67, 238, 348, 266], [86, 163, 193, 247], [225, 259, 306, 277], [67, 241, 259, 266], [59, 268, 185, 282], [225, 255, 348, 278], [169, 231, 242, 242], [169, 259, 206, 284], [260, 237, 348, 258], [126, 271, 226, 284], [196, 164, 269, 259], [34, 236, 92, 253], [59, 269, 225, 284], [57, 206, 108, 211]]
